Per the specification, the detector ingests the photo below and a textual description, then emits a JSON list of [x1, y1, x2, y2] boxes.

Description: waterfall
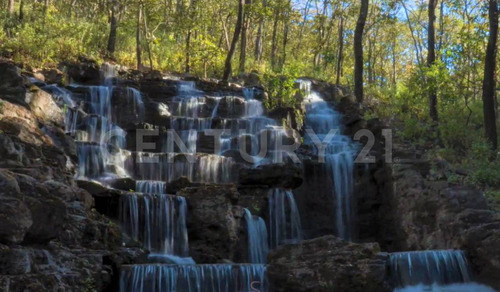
[[268, 189, 303, 248], [76, 143, 105, 179], [120, 264, 267, 292], [244, 209, 269, 264], [120, 194, 189, 256], [389, 250, 471, 287], [136, 180, 166, 194], [300, 79, 356, 240]]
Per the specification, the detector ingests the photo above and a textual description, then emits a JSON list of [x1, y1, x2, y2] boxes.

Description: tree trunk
[[354, 0, 369, 103], [185, 0, 197, 73], [239, 0, 250, 75], [8, 0, 14, 15], [270, 9, 279, 70], [107, 0, 118, 56], [280, 5, 290, 70], [335, 16, 344, 86], [482, 0, 499, 150], [222, 0, 245, 82], [136, 2, 142, 70], [254, 0, 266, 61], [428, 0, 438, 123], [18, 0, 23, 20]]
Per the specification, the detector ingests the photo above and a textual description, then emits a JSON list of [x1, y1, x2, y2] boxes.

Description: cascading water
[[120, 264, 267, 292], [389, 250, 471, 287], [244, 209, 269, 264], [136, 180, 166, 194], [268, 189, 303, 248], [300, 79, 356, 240], [120, 194, 189, 256], [389, 250, 496, 292]]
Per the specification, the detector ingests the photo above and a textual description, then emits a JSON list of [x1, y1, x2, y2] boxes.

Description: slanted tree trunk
[[482, 0, 499, 150], [428, 0, 438, 123], [107, 0, 118, 57], [335, 16, 344, 86], [354, 0, 369, 103], [222, 0, 245, 82], [136, 2, 143, 70]]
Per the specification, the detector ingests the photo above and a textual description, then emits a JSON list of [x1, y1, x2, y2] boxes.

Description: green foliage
[[262, 72, 301, 111]]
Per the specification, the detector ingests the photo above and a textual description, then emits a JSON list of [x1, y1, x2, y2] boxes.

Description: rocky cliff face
[[377, 160, 500, 289], [2, 59, 500, 292], [0, 61, 143, 291], [267, 236, 390, 292]]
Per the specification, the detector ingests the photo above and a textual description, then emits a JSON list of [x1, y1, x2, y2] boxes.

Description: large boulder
[[384, 161, 500, 289], [59, 57, 101, 84], [267, 236, 390, 292], [239, 163, 303, 189], [178, 185, 245, 263], [0, 62, 26, 104]]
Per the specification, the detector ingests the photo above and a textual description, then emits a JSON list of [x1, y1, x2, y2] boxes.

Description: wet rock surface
[[267, 235, 390, 292]]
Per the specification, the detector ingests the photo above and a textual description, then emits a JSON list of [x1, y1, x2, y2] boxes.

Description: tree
[[354, 0, 369, 103], [222, 0, 245, 82], [482, 0, 499, 150], [107, 0, 118, 57], [335, 16, 344, 86], [136, 2, 143, 70], [8, 0, 15, 15], [428, 0, 438, 124], [239, 0, 251, 74], [254, 0, 266, 61]]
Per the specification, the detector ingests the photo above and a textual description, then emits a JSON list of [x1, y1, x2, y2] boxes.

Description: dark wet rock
[[178, 185, 244, 263], [0, 249, 32, 275], [239, 163, 303, 189], [384, 162, 500, 290], [267, 235, 390, 292], [0, 196, 32, 244], [60, 57, 101, 84]]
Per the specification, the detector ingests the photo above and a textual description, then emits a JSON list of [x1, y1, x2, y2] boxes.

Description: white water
[[394, 283, 497, 292], [120, 264, 267, 292], [244, 209, 269, 264], [120, 194, 189, 256], [300, 79, 356, 240], [389, 250, 472, 288], [268, 189, 303, 248]]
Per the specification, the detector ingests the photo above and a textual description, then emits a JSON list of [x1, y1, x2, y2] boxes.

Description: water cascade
[[120, 194, 189, 256], [300, 79, 356, 240], [268, 189, 303, 249], [244, 209, 269, 264], [389, 250, 470, 287], [120, 264, 267, 292]]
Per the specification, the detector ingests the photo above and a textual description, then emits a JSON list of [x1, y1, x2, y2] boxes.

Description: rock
[[14, 174, 67, 244], [268, 106, 305, 132], [0, 249, 32, 275], [178, 185, 244, 263], [166, 176, 199, 194], [240, 72, 262, 87], [385, 161, 500, 290], [0, 62, 26, 103], [39, 68, 63, 84], [59, 57, 100, 84], [267, 236, 390, 292], [0, 196, 32, 244], [26, 87, 64, 126], [239, 163, 303, 189]]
